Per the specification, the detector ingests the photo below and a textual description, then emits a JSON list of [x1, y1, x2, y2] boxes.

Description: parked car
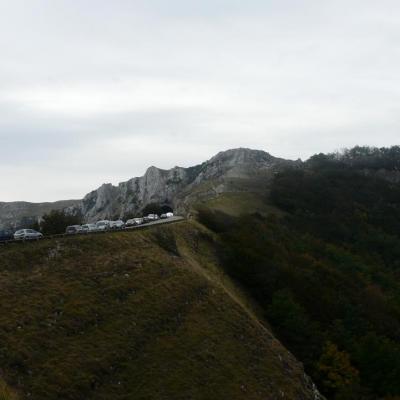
[[14, 229, 43, 240], [125, 218, 143, 227], [110, 220, 125, 229], [95, 220, 111, 231], [147, 214, 159, 221], [160, 212, 173, 219], [0, 230, 13, 242], [65, 225, 83, 234], [125, 219, 135, 227], [81, 223, 97, 232]]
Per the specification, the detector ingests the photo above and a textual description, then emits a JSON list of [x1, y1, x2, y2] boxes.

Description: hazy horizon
[[1, 0, 400, 201]]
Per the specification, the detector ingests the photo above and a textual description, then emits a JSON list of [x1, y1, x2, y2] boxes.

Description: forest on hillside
[[199, 146, 400, 400]]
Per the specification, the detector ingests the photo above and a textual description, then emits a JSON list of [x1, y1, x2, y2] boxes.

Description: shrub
[[40, 209, 83, 235]]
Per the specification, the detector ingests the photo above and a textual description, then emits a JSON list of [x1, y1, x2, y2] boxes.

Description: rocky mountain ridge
[[0, 200, 80, 232], [0, 148, 295, 230]]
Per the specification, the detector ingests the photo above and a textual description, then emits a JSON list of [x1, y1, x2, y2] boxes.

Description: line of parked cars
[[65, 212, 174, 234], [9, 212, 175, 241]]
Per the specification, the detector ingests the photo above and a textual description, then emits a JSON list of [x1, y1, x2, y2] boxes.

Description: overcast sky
[[0, 0, 399, 201]]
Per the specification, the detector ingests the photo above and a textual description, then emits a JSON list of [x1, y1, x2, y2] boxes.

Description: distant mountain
[[0, 148, 296, 230], [0, 200, 80, 231]]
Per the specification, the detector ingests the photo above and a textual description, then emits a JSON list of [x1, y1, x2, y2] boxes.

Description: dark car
[[0, 231, 13, 242], [65, 225, 82, 234]]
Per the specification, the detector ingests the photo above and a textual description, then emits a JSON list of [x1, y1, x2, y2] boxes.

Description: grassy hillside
[[0, 223, 319, 400]]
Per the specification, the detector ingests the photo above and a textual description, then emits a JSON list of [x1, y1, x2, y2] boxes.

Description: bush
[[151, 227, 179, 256], [196, 207, 236, 233], [40, 210, 83, 235], [0, 379, 18, 400]]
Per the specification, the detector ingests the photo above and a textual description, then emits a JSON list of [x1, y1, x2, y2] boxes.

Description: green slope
[[0, 223, 320, 400]]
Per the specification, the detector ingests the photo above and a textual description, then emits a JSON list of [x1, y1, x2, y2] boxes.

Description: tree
[[40, 210, 83, 235], [267, 289, 321, 367], [353, 333, 400, 396], [0, 378, 18, 400], [317, 342, 359, 398], [29, 220, 41, 232]]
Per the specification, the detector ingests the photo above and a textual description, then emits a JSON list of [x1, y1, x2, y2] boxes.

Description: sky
[[0, 0, 399, 202]]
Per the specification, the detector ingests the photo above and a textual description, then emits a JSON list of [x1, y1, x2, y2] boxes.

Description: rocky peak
[[144, 165, 163, 178], [209, 147, 275, 165], [191, 148, 284, 183]]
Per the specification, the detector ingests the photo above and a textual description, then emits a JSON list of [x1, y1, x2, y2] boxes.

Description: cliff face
[[0, 148, 296, 229], [80, 165, 191, 222]]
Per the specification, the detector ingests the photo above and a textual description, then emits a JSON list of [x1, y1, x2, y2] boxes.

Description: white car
[[14, 229, 43, 240], [160, 212, 173, 219], [110, 220, 125, 229], [95, 220, 111, 231], [125, 219, 135, 227], [147, 214, 159, 221], [81, 223, 97, 232], [125, 218, 143, 227]]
